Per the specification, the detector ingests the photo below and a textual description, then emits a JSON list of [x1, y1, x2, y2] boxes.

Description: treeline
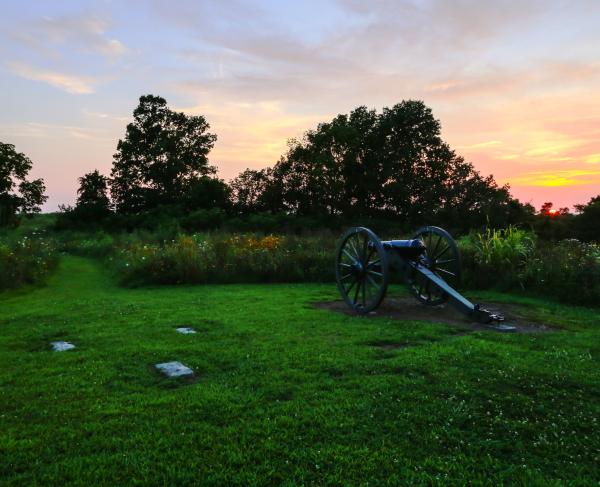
[[59, 95, 529, 234], [2, 94, 598, 239]]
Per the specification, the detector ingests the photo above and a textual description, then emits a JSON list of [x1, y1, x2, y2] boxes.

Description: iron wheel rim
[[335, 227, 389, 314]]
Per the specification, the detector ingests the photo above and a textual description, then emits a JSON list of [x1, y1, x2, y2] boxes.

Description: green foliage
[[180, 208, 227, 232], [459, 228, 600, 306], [0, 142, 47, 226], [459, 227, 536, 290], [523, 239, 600, 306], [1, 256, 599, 485], [113, 233, 334, 286], [0, 235, 58, 290], [56, 231, 116, 258]]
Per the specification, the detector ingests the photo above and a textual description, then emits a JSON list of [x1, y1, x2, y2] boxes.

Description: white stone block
[[51, 341, 75, 351], [155, 361, 193, 378], [176, 327, 196, 334]]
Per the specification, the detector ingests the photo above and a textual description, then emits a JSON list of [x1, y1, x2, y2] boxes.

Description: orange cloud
[[508, 170, 600, 187]]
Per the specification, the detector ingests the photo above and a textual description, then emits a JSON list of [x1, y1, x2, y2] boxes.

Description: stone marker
[[51, 341, 76, 351], [489, 324, 517, 332], [155, 361, 193, 378], [175, 327, 196, 334]]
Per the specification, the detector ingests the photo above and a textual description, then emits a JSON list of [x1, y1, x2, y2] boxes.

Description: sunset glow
[[1, 1, 599, 211]]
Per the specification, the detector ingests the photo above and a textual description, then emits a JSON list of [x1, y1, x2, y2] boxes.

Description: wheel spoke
[[364, 275, 372, 300], [434, 245, 450, 260], [431, 234, 441, 258], [437, 267, 456, 277], [361, 278, 366, 306], [368, 270, 383, 278], [340, 272, 353, 281], [347, 240, 360, 260], [353, 279, 361, 304], [339, 262, 352, 268], [345, 278, 357, 296], [367, 273, 379, 290], [435, 258, 455, 265], [367, 258, 381, 269], [342, 249, 357, 262]]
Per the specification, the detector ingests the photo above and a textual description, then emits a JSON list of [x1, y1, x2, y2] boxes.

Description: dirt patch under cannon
[[314, 297, 555, 333]]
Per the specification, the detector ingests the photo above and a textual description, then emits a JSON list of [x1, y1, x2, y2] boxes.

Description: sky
[[1, 0, 599, 212]]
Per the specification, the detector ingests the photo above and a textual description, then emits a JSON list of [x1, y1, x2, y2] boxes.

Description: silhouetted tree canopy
[[75, 170, 111, 217], [183, 176, 231, 211], [249, 100, 525, 230], [77, 170, 110, 207], [574, 195, 600, 241], [0, 142, 47, 226], [229, 168, 282, 214], [111, 95, 217, 213]]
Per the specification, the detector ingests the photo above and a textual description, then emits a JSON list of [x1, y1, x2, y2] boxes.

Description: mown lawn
[[1, 257, 599, 485]]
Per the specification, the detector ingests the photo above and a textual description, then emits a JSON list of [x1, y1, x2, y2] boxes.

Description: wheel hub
[[352, 261, 365, 277]]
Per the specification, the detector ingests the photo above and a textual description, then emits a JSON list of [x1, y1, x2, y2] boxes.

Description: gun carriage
[[335, 226, 504, 324]]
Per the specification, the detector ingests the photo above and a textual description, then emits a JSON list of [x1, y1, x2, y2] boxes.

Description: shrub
[[58, 231, 116, 258], [523, 239, 600, 306], [0, 236, 59, 290], [180, 208, 226, 232], [112, 233, 335, 286], [458, 228, 600, 306], [459, 227, 536, 290]]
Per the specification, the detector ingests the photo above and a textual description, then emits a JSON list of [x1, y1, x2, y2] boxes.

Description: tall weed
[[459, 227, 536, 290]]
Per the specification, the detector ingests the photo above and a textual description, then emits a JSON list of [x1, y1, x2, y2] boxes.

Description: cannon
[[335, 226, 504, 324]]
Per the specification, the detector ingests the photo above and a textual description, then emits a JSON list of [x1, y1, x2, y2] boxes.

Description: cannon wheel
[[409, 226, 461, 306], [335, 227, 390, 314]]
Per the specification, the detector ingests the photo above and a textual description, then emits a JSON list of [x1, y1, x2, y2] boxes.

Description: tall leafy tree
[[75, 170, 111, 217], [574, 195, 600, 241], [110, 95, 217, 213], [262, 100, 521, 230], [229, 168, 280, 214], [0, 142, 47, 226]]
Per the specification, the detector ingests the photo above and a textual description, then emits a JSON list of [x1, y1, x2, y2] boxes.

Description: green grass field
[[1, 257, 599, 485]]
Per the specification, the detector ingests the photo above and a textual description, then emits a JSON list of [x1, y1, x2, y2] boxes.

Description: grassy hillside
[[1, 257, 599, 485]]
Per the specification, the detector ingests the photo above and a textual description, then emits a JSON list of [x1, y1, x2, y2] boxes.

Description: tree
[[574, 195, 600, 241], [75, 170, 111, 217], [110, 95, 218, 213], [266, 100, 520, 230], [0, 142, 47, 226], [77, 170, 110, 208], [229, 168, 279, 214], [184, 176, 231, 211], [534, 201, 576, 240]]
